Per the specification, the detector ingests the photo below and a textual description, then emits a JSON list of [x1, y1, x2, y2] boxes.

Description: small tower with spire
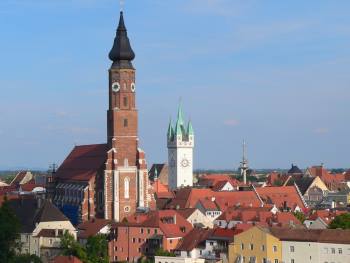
[[167, 103, 194, 190], [239, 140, 249, 184]]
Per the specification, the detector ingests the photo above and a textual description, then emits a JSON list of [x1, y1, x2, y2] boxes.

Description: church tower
[[167, 104, 194, 190], [104, 11, 154, 221]]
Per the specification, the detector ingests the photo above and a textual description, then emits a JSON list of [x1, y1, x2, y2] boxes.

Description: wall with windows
[[281, 240, 350, 263], [228, 226, 282, 263]]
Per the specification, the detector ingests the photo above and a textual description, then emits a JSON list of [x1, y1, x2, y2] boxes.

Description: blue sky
[[0, 0, 349, 170]]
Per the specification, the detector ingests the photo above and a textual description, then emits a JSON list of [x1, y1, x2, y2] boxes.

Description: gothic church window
[[124, 177, 130, 199], [124, 118, 128, 127], [123, 96, 128, 107]]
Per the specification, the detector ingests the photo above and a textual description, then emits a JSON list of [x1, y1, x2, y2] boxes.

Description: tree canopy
[[60, 232, 109, 263], [329, 213, 350, 229]]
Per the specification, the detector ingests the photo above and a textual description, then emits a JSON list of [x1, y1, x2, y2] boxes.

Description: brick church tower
[[104, 12, 154, 221]]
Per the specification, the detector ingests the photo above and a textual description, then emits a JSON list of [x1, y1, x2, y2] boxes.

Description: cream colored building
[[9, 198, 76, 263], [155, 256, 204, 263], [229, 226, 282, 263], [177, 208, 214, 228]]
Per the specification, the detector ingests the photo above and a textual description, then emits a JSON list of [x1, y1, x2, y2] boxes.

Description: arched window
[[124, 177, 130, 199], [123, 96, 128, 107]]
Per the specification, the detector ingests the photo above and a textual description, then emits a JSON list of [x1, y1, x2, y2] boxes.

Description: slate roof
[[286, 177, 316, 195], [8, 198, 69, 233], [55, 144, 107, 182], [288, 164, 303, 174], [149, 163, 166, 181]]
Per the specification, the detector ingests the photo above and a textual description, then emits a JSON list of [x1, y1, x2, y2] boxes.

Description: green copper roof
[[187, 121, 194, 136], [176, 102, 184, 126], [175, 119, 183, 136], [167, 118, 174, 140]]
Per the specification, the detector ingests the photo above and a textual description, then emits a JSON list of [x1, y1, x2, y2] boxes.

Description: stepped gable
[[55, 144, 107, 181]]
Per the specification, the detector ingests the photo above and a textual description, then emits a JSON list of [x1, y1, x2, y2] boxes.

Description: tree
[[293, 211, 306, 223], [60, 232, 87, 261], [60, 232, 109, 263], [154, 248, 175, 257], [86, 234, 109, 263], [0, 198, 21, 262], [329, 213, 350, 229], [10, 254, 42, 263]]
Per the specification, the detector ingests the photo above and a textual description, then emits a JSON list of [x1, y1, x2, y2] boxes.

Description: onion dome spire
[[109, 11, 135, 69]]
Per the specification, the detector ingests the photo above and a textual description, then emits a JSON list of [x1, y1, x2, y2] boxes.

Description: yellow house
[[229, 226, 282, 263]]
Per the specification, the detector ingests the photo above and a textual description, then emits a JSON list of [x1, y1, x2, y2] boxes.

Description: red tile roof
[[307, 210, 347, 225], [20, 183, 45, 192], [116, 210, 193, 239], [78, 218, 111, 239], [55, 144, 107, 181], [256, 186, 306, 211], [176, 228, 213, 251], [167, 187, 262, 210], [307, 166, 345, 190]]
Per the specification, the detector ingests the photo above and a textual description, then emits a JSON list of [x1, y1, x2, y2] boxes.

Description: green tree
[[10, 254, 42, 263], [86, 234, 109, 263], [329, 213, 350, 229], [293, 211, 306, 223], [60, 232, 109, 263], [60, 232, 87, 261], [154, 248, 175, 257], [0, 198, 21, 262]]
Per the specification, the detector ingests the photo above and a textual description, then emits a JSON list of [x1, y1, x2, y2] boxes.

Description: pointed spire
[[167, 118, 174, 140], [187, 120, 194, 136], [176, 101, 184, 126], [109, 11, 135, 69]]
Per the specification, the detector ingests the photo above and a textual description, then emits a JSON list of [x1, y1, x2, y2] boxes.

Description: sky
[[0, 0, 350, 170]]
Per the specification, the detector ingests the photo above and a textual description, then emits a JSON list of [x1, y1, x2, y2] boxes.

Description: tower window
[[123, 96, 128, 107], [123, 118, 128, 127], [124, 177, 130, 199]]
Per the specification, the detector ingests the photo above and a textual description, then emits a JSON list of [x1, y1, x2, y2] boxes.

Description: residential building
[[8, 197, 76, 263], [109, 210, 193, 262], [285, 176, 328, 207], [77, 218, 111, 245], [176, 208, 214, 228], [256, 186, 307, 212], [229, 226, 282, 263], [155, 256, 204, 263], [304, 209, 347, 229], [215, 207, 301, 229]]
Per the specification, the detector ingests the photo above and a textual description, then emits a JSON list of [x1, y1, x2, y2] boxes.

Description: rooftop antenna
[[240, 139, 249, 185]]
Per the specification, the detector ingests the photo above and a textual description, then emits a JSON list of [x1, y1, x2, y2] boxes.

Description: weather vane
[[120, 0, 125, 12]]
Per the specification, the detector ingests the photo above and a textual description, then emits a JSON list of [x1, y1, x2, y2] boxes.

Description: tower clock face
[[181, 158, 189, 168], [112, 82, 120, 92]]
